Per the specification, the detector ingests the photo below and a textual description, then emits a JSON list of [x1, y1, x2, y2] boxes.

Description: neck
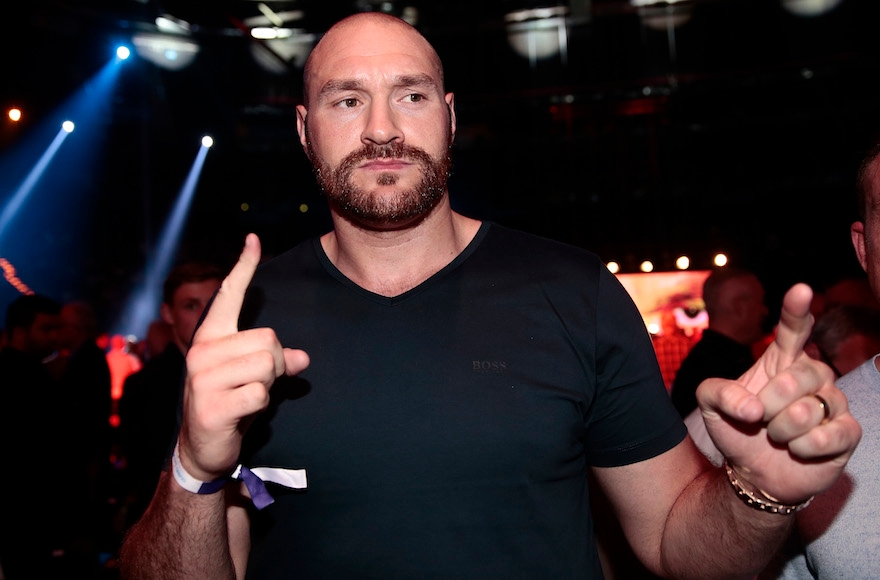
[[322, 202, 481, 297]]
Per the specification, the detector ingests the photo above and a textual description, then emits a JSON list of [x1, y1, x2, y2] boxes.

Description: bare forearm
[[118, 470, 237, 580], [660, 467, 794, 580]]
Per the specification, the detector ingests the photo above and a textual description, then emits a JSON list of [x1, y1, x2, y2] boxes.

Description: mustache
[[339, 142, 435, 172]]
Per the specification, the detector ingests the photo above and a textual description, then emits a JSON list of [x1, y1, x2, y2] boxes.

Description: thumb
[[283, 348, 310, 376]]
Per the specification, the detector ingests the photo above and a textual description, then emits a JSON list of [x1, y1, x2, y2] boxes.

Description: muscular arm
[[596, 284, 860, 579], [118, 234, 308, 579], [594, 438, 793, 580], [118, 471, 250, 579]]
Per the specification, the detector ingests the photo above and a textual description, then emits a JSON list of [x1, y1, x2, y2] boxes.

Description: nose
[[361, 99, 403, 146]]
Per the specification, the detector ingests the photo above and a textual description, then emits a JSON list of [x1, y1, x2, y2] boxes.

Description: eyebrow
[[317, 73, 439, 101]]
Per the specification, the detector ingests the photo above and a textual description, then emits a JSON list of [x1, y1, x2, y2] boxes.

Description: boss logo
[[472, 360, 508, 372]]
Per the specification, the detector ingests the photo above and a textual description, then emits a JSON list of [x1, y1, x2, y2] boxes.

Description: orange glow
[[0, 257, 34, 294], [8, 108, 21, 122], [106, 334, 142, 400]]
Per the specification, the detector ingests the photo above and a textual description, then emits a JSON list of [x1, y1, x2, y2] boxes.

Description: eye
[[337, 98, 359, 108], [405, 94, 424, 103]]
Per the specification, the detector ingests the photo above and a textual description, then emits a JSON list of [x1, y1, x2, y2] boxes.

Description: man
[[671, 268, 769, 418], [55, 301, 114, 572], [118, 13, 860, 579], [0, 294, 65, 578], [118, 262, 224, 525], [757, 144, 880, 579], [804, 303, 880, 379]]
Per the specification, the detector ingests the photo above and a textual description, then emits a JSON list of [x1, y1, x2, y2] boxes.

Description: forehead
[[172, 279, 220, 302], [307, 18, 442, 94], [866, 156, 880, 209]]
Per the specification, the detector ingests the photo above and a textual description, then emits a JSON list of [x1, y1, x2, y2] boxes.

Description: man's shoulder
[[479, 222, 604, 273]]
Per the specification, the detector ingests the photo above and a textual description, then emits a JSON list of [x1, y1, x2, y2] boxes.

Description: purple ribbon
[[237, 465, 275, 510]]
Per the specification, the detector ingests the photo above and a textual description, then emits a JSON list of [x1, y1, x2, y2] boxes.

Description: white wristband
[[171, 443, 228, 494]]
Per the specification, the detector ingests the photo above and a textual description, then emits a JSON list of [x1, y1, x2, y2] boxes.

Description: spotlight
[[8, 108, 22, 122], [675, 256, 690, 270], [116, 45, 131, 60], [640, 260, 654, 273], [201, 135, 214, 148], [606, 261, 620, 274], [713, 253, 728, 267], [62, 121, 75, 133]]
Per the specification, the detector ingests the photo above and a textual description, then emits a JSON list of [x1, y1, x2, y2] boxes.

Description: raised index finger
[[193, 233, 261, 343], [772, 283, 815, 370]]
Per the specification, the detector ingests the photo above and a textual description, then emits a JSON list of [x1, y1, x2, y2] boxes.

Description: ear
[[851, 221, 868, 273], [296, 104, 309, 151], [160, 303, 174, 326], [445, 92, 456, 142]]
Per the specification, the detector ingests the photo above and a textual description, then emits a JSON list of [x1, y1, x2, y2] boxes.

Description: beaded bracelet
[[724, 460, 813, 515]]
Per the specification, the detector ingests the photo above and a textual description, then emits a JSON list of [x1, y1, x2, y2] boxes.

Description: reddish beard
[[307, 136, 452, 229]]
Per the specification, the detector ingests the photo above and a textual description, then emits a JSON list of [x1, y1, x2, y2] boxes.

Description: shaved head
[[303, 13, 444, 107]]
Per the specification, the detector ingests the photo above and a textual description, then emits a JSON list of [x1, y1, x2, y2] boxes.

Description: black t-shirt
[[238, 222, 685, 579], [670, 328, 755, 418]]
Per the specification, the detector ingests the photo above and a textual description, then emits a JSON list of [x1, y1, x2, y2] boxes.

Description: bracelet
[[171, 443, 228, 495], [724, 460, 813, 515]]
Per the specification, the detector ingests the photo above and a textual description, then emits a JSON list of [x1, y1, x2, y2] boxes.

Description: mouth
[[359, 159, 412, 171]]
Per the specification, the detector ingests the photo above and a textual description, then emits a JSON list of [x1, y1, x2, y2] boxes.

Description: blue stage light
[[113, 137, 214, 338]]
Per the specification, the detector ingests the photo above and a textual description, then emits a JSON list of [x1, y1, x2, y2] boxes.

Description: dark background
[[2, 0, 880, 333]]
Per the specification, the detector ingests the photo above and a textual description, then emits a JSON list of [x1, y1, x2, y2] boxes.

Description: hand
[[177, 234, 310, 481], [697, 283, 862, 504]]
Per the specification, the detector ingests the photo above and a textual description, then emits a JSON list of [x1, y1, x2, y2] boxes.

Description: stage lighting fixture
[[155, 14, 191, 34], [505, 6, 569, 63], [8, 108, 21, 122], [132, 32, 199, 71], [201, 135, 214, 148], [640, 260, 654, 273], [62, 121, 75, 133], [116, 46, 131, 60], [713, 253, 728, 267], [676, 256, 690, 270], [781, 0, 843, 17], [606, 261, 620, 274], [250, 30, 316, 74]]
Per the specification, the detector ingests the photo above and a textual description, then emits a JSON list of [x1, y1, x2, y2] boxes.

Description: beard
[[306, 126, 453, 229]]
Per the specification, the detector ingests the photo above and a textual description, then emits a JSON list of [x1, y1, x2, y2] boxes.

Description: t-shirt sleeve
[[585, 266, 687, 467]]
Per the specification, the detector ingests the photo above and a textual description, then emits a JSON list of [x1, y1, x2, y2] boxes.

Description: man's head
[[161, 262, 224, 353], [296, 13, 455, 231], [851, 143, 880, 299], [805, 304, 880, 377], [59, 301, 99, 352], [4, 294, 62, 358], [701, 268, 768, 346]]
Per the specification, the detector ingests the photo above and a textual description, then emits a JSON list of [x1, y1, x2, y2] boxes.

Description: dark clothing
[[118, 345, 185, 524], [55, 340, 114, 568], [237, 222, 686, 579], [59, 341, 112, 456], [670, 328, 755, 418], [0, 347, 69, 578]]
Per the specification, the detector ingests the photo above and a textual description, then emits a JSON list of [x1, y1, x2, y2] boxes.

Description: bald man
[[671, 268, 769, 418], [118, 13, 859, 580]]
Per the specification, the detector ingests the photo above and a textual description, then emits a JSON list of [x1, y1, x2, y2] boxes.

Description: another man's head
[[59, 301, 100, 353], [805, 304, 880, 377], [296, 13, 455, 231], [161, 263, 224, 353], [701, 268, 768, 346], [852, 143, 880, 299], [4, 294, 62, 359]]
